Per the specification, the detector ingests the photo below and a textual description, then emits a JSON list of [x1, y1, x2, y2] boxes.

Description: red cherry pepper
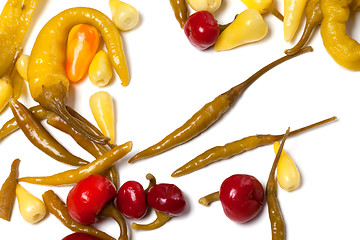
[[66, 174, 117, 225], [219, 174, 264, 223], [184, 11, 219, 50], [147, 183, 186, 216], [62, 232, 100, 240], [116, 181, 147, 219]]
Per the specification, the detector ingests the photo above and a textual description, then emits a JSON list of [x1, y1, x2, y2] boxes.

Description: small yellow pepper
[[15, 54, 30, 81], [15, 184, 47, 223], [320, 0, 360, 70], [214, 8, 268, 51], [240, 0, 283, 20], [274, 141, 301, 191], [109, 0, 139, 31], [283, 0, 307, 42], [89, 91, 116, 144], [89, 50, 113, 87], [186, 0, 222, 13]]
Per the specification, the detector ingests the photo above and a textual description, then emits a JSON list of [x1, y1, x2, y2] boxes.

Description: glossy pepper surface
[[19, 141, 132, 186], [283, 0, 307, 42], [89, 50, 113, 87], [66, 24, 100, 82], [169, 0, 189, 28], [186, 0, 222, 13], [240, 0, 283, 20], [128, 47, 312, 164], [320, 0, 360, 70], [109, 0, 139, 31], [0, 0, 39, 77], [116, 181, 147, 219]]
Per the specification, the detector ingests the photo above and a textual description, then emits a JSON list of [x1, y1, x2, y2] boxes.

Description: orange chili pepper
[[66, 24, 100, 82]]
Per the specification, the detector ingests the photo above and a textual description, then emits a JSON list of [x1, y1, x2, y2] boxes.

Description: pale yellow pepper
[[240, 0, 283, 20], [15, 54, 29, 81], [186, 0, 222, 13], [89, 50, 113, 87], [283, 0, 307, 42], [89, 91, 116, 144], [15, 184, 47, 223], [214, 8, 268, 51], [274, 141, 301, 191], [109, 0, 139, 31]]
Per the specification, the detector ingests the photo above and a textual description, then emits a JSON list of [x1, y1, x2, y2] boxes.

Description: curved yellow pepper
[[320, 0, 360, 70], [214, 8, 268, 51], [284, 0, 307, 42]]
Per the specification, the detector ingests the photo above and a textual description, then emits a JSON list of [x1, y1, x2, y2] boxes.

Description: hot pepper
[[128, 47, 312, 164], [240, 0, 283, 21], [0, 0, 39, 77], [214, 8, 268, 51], [27, 7, 129, 144], [9, 98, 89, 167], [99, 203, 129, 240], [109, 0, 139, 31], [66, 24, 100, 83], [169, 0, 189, 28], [171, 116, 336, 177], [320, 0, 360, 70], [0, 158, 20, 221], [19, 141, 132, 186], [88, 50, 113, 87], [283, 0, 307, 42]]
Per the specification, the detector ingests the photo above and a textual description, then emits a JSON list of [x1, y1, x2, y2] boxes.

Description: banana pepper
[[320, 0, 360, 70], [283, 0, 307, 42]]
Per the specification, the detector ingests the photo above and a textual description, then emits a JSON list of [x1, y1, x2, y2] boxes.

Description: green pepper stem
[[198, 191, 220, 206], [145, 173, 157, 193], [132, 211, 172, 231]]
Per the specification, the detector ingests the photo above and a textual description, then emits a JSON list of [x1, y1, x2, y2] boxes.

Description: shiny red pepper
[[66, 174, 116, 225], [219, 174, 264, 223], [66, 24, 100, 82], [62, 232, 100, 240], [116, 181, 147, 219], [147, 183, 186, 216]]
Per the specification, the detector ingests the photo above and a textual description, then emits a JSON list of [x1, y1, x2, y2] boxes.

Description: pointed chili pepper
[[169, 0, 189, 28], [19, 141, 132, 186], [171, 116, 336, 177], [88, 50, 113, 87], [283, 0, 307, 42], [128, 47, 312, 164], [99, 203, 128, 240], [109, 0, 139, 31], [9, 98, 89, 167]]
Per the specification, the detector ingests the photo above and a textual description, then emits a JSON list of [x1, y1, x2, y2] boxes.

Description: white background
[[0, 0, 359, 239]]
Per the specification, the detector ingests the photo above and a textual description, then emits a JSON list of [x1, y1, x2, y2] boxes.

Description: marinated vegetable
[[15, 184, 46, 223], [284, 0, 307, 42], [169, 0, 189, 28], [15, 53, 30, 81], [116, 181, 147, 219], [109, 0, 139, 31], [186, 0, 222, 13], [240, 0, 283, 21], [89, 50, 113, 87]]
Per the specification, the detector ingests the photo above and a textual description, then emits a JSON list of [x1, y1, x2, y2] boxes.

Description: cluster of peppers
[[170, 0, 360, 70]]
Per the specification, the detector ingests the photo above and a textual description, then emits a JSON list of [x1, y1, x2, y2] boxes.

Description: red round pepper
[[184, 11, 219, 50], [66, 174, 116, 225], [219, 174, 264, 223], [62, 232, 100, 240], [116, 180, 147, 219], [147, 183, 186, 216]]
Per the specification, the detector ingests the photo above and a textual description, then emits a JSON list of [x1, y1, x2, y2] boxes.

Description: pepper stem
[[35, 82, 110, 144], [132, 211, 172, 230], [285, 22, 318, 55], [99, 203, 128, 240], [145, 173, 157, 193], [198, 191, 220, 206]]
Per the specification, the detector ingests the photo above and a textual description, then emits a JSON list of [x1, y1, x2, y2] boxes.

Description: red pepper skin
[[184, 11, 219, 50], [116, 181, 147, 219], [62, 232, 100, 240], [219, 174, 264, 223], [147, 183, 186, 216], [66, 174, 116, 225]]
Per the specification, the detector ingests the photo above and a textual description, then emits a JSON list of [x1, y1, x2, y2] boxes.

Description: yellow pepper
[[320, 0, 360, 70], [0, 0, 39, 77], [89, 91, 116, 144], [186, 0, 222, 13], [89, 50, 113, 87], [214, 8, 268, 51], [15, 184, 47, 223], [109, 0, 139, 31], [283, 0, 307, 42], [15, 54, 29, 81], [273, 141, 301, 191], [240, 0, 283, 20]]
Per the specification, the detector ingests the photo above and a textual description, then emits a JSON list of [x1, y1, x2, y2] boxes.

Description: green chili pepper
[[9, 98, 88, 166], [0, 158, 20, 221], [128, 47, 313, 164], [266, 128, 289, 240], [171, 116, 336, 177], [19, 141, 132, 186], [169, 0, 188, 28], [99, 203, 128, 240], [42, 190, 116, 240], [132, 211, 172, 230]]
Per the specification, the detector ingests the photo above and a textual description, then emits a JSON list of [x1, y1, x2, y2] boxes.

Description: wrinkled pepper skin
[[320, 0, 360, 70], [0, 0, 39, 77]]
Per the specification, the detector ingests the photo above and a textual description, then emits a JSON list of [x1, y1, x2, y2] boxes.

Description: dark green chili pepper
[[9, 98, 88, 166], [42, 190, 116, 240], [266, 128, 289, 240], [171, 116, 336, 177], [169, 0, 188, 28], [99, 203, 128, 240], [0, 158, 20, 221], [128, 47, 313, 164]]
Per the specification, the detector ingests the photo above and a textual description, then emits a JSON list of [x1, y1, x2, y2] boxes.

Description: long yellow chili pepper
[[28, 7, 129, 143], [283, 0, 307, 42], [0, 0, 39, 77], [320, 0, 360, 70], [19, 141, 132, 186]]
